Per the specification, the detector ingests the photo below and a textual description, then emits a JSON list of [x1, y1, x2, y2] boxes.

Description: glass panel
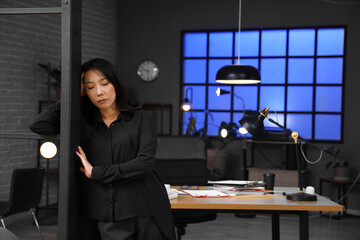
[[288, 58, 314, 84], [265, 113, 284, 128], [261, 30, 287, 56], [183, 59, 206, 84], [315, 86, 342, 112], [207, 112, 231, 136], [286, 114, 312, 139], [288, 29, 315, 56], [208, 86, 231, 110], [209, 32, 233, 57], [287, 86, 313, 111], [184, 32, 207, 57], [260, 58, 286, 84], [235, 30, 260, 57], [234, 86, 258, 111], [315, 114, 341, 141], [183, 86, 206, 110], [182, 111, 206, 135], [316, 58, 343, 84], [317, 28, 345, 56], [260, 86, 285, 112], [239, 58, 259, 69], [208, 59, 232, 84]]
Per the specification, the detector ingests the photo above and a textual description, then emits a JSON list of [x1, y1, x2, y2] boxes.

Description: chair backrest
[[155, 136, 207, 186], [4, 168, 45, 217], [0, 227, 20, 240]]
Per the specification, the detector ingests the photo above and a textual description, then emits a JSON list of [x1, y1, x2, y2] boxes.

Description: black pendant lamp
[[216, 0, 261, 84]]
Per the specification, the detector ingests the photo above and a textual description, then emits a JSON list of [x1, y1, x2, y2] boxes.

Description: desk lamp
[[182, 87, 193, 112], [39, 141, 58, 224], [216, 87, 249, 180], [240, 108, 321, 201]]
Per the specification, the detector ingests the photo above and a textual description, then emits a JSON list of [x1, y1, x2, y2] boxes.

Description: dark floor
[[3, 212, 360, 240]]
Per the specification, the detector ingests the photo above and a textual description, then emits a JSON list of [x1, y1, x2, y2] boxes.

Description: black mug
[[263, 172, 275, 191]]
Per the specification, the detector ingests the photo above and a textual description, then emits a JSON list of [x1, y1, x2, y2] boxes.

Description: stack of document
[[164, 184, 178, 199], [182, 189, 230, 198], [208, 180, 265, 195]]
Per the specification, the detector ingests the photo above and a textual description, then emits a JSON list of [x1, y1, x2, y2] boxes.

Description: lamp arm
[[267, 117, 322, 152], [233, 93, 245, 115]]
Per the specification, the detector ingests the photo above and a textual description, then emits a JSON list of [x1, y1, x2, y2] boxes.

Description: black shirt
[[29, 102, 175, 239]]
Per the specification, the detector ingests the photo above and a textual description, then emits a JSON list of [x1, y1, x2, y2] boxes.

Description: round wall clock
[[137, 60, 159, 82]]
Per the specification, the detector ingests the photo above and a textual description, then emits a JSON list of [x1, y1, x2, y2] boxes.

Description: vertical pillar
[[58, 0, 82, 239]]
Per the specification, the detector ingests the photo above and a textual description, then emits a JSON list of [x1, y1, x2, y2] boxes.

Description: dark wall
[[116, 0, 360, 213], [0, 0, 118, 203]]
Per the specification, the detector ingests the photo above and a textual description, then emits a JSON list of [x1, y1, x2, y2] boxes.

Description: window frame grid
[[180, 26, 346, 143]]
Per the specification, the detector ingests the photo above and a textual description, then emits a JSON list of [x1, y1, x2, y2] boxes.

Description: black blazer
[[29, 102, 175, 240]]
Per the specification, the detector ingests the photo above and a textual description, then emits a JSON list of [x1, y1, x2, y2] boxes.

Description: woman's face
[[83, 69, 117, 111]]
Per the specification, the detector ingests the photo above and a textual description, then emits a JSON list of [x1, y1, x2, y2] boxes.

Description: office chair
[[155, 136, 217, 240], [0, 227, 20, 240], [0, 168, 45, 240]]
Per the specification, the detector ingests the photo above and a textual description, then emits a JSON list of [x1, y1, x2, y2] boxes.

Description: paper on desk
[[208, 180, 265, 187], [182, 189, 231, 198]]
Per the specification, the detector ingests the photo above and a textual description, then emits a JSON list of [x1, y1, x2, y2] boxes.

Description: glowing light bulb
[[182, 104, 190, 111], [239, 127, 248, 135], [40, 142, 57, 159], [216, 88, 221, 96], [220, 128, 228, 138]]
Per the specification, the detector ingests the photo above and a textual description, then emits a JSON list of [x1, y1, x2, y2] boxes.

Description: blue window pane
[[317, 28, 344, 56], [209, 32, 233, 57], [286, 114, 312, 139], [182, 111, 205, 135], [315, 86, 342, 112], [289, 29, 315, 56], [183, 60, 206, 84], [235, 31, 260, 57], [208, 86, 231, 110], [288, 58, 314, 84], [265, 113, 284, 128], [239, 58, 259, 69], [287, 86, 313, 111], [260, 58, 286, 84], [183, 86, 206, 109], [208, 59, 232, 84], [234, 86, 258, 111], [260, 86, 285, 111], [315, 114, 341, 141], [207, 112, 231, 136], [261, 30, 287, 56], [316, 58, 343, 84], [184, 33, 207, 57]]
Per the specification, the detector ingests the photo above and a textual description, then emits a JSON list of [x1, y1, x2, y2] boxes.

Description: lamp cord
[[336, 173, 360, 204], [299, 140, 323, 164], [237, 0, 242, 65]]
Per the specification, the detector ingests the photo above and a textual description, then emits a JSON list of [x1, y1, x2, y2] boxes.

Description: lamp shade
[[239, 113, 266, 137], [216, 64, 261, 84]]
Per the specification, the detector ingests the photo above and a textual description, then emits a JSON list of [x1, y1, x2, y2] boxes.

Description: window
[[181, 27, 345, 142]]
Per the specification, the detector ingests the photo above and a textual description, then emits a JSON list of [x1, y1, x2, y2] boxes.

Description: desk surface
[[170, 187, 344, 212]]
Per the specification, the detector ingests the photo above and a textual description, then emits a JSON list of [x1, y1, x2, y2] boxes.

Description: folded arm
[[29, 102, 60, 135]]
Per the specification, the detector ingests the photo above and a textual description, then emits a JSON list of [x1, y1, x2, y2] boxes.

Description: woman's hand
[[76, 146, 93, 179]]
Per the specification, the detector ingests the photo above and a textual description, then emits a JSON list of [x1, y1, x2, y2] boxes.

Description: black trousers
[[97, 216, 165, 240]]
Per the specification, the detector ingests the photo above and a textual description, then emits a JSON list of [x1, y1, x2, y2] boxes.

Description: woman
[[30, 58, 175, 240]]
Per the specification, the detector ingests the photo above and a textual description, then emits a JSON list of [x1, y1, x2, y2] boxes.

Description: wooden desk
[[170, 187, 344, 240]]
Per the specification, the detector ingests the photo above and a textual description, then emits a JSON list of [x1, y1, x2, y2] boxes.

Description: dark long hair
[[81, 58, 138, 117]]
